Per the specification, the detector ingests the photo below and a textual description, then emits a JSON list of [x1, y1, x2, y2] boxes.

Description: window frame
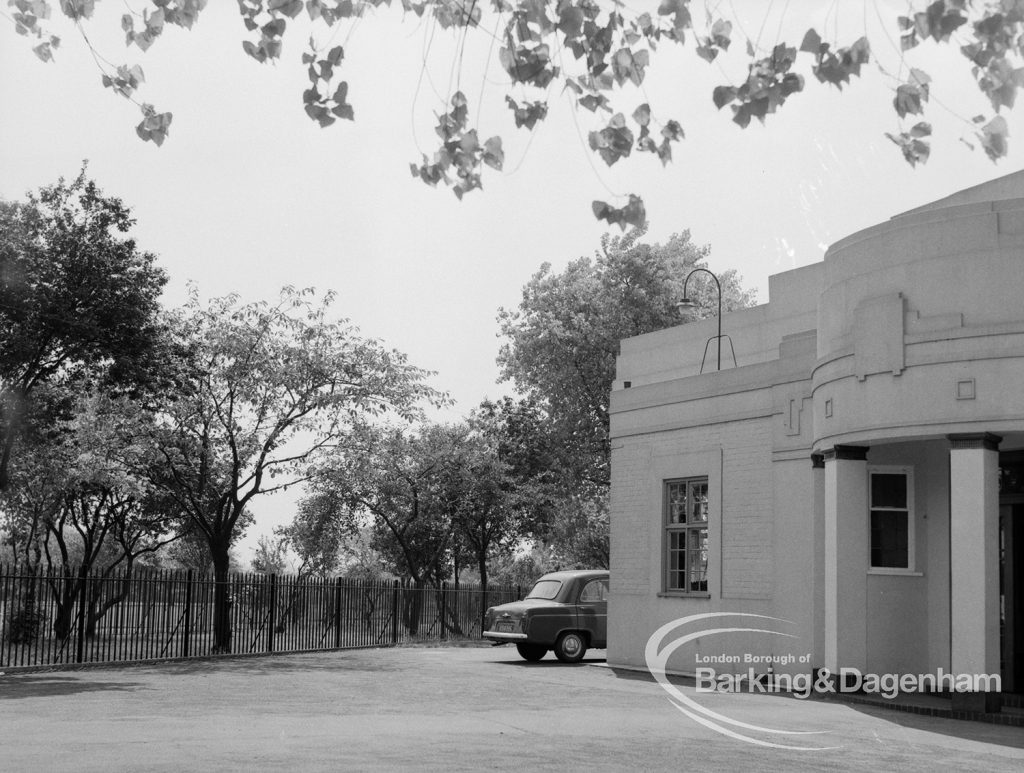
[[867, 465, 915, 574], [663, 476, 710, 595]]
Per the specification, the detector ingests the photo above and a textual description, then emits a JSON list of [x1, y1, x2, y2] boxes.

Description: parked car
[[483, 569, 609, 663]]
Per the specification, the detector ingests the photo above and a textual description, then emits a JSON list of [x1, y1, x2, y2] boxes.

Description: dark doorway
[[1000, 504, 1023, 692], [999, 452, 1024, 693]]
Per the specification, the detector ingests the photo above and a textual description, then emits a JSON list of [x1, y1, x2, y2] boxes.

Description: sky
[[2, 1, 1021, 562]]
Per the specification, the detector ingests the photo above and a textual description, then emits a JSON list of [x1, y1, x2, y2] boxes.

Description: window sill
[[657, 591, 712, 599], [867, 568, 923, 577]]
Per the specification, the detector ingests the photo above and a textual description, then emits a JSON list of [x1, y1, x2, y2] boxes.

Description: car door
[[576, 577, 609, 648]]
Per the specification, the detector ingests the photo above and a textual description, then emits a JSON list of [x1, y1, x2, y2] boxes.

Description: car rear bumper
[[482, 631, 528, 641]]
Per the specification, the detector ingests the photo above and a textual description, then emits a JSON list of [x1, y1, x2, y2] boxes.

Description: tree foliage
[[281, 483, 363, 577], [445, 413, 524, 589], [545, 495, 609, 569], [0, 386, 183, 638], [296, 416, 525, 589], [148, 286, 439, 651], [6, 1, 1022, 226], [493, 230, 754, 566], [470, 396, 612, 570], [0, 169, 168, 490], [470, 396, 566, 544], [497, 228, 754, 491], [251, 533, 291, 574], [300, 422, 468, 585]]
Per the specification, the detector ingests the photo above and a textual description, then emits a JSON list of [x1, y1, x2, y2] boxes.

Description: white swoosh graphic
[[644, 612, 840, 750]]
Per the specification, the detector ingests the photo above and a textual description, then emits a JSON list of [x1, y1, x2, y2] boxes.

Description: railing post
[[267, 574, 277, 654], [391, 579, 400, 645], [183, 570, 194, 658], [334, 577, 343, 649]]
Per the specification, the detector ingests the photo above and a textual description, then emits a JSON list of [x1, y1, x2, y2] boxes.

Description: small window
[[664, 478, 709, 593], [579, 579, 608, 603], [869, 468, 913, 570], [526, 580, 562, 600]]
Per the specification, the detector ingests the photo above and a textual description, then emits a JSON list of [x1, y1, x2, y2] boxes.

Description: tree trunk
[[51, 572, 80, 641], [85, 590, 101, 638], [478, 552, 488, 594], [478, 551, 489, 636], [362, 587, 376, 631], [210, 537, 233, 654], [402, 583, 422, 636], [85, 567, 133, 638]]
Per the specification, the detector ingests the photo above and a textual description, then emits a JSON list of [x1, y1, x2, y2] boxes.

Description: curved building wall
[[812, 193, 1024, 451]]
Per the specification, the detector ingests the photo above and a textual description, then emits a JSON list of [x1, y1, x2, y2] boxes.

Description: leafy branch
[[6, 0, 1023, 227], [409, 91, 503, 200]]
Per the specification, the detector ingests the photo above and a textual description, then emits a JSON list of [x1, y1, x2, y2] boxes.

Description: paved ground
[[1, 646, 1023, 772]]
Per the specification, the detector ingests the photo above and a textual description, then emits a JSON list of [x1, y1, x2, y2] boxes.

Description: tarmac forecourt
[[0, 646, 1022, 772]]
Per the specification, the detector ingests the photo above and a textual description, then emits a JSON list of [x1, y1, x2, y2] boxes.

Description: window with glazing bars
[[869, 469, 912, 569], [664, 478, 709, 592]]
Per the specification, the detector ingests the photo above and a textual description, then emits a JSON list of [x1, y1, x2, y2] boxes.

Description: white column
[[823, 445, 868, 677], [811, 453, 826, 669], [948, 433, 1001, 710]]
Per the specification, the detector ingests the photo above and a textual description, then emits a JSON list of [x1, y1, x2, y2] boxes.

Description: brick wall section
[[717, 419, 774, 599], [609, 441, 651, 596], [611, 416, 775, 601]]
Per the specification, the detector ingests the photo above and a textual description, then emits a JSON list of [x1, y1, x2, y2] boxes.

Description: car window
[[525, 580, 562, 600], [578, 579, 608, 603]]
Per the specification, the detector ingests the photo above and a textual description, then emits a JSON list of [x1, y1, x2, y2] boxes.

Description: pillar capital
[[822, 445, 869, 462], [811, 453, 825, 469], [947, 433, 1002, 451]]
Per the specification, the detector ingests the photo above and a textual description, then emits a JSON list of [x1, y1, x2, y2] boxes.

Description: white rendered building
[[608, 172, 1024, 710]]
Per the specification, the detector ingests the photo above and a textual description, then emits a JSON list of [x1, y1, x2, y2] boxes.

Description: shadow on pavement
[[608, 665, 687, 685], [605, 666, 1024, 751], [493, 657, 608, 668], [123, 653, 405, 677], [0, 675, 143, 699], [843, 703, 1024, 749]]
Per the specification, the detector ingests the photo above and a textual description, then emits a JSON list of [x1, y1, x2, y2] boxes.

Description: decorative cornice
[[948, 432, 1002, 451], [811, 453, 825, 469], [822, 445, 869, 462]]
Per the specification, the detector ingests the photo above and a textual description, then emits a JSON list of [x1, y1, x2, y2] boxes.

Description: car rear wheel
[[554, 631, 587, 663], [516, 643, 547, 662]]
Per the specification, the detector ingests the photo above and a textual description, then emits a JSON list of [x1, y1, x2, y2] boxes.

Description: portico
[[819, 433, 1006, 708]]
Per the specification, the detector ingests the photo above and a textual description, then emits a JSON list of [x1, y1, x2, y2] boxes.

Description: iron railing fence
[[0, 564, 521, 669]]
